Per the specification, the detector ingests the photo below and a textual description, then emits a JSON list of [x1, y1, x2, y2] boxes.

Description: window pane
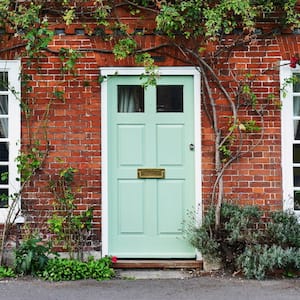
[[0, 72, 8, 91], [293, 144, 300, 163], [293, 74, 300, 92], [0, 189, 8, 208], [294, 120, 300, 140], [157, 85, 183, 112], [294, 167, 300, 186], [294, 96, 300, 116], [0, 118, 8, 138], [118, 85, 144, 113], [0, 95, 8, 114], [294, 191, 300, 210], [0, 165, 8, 184], [0, 142, 8, 161]]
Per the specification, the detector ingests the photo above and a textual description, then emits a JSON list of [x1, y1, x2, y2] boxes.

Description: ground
[[1, 274, 300, 300]]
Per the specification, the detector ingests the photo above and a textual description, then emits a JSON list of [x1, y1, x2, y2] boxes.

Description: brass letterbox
[[137, 168, 165, 179]]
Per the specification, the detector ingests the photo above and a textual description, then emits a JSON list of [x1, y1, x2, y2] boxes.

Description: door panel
[[118, 125, 145, 165], [157, 125, 184, 166], [157, 180, 184, 234], [108, 75, 195, 258], [118, 180, 145, 234]]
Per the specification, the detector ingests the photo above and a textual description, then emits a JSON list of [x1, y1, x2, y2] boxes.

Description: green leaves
[[48, 167, 94, 259], [187, 203, 300, 279], [39, 256, 115, 281], [16, 145, 45, 183], [0, 266, 15, 279], [14, 236, 55, 276], [59, 48, 83, 74], [113, 38, 137, 60], [155, 0, 300, 39]]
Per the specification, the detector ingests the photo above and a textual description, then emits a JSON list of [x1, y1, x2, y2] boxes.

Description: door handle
[[189, 143, 195, 151]]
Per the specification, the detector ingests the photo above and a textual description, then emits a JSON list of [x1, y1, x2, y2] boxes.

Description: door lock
[[189, 143, 195, 151]]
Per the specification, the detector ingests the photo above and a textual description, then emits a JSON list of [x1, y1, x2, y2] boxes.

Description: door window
[[118, 85, 144, 113], [157, 85, 183, 112]]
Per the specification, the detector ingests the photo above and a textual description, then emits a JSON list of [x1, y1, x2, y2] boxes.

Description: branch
[[211, 110, 265, 205], [0, 43, 27, 53]]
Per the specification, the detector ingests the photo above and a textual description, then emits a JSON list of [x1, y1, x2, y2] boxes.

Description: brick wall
[[1, 22, 300, 250]]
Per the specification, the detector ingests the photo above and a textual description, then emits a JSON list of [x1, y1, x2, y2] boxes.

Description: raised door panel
[[118, 125, 145, 166]]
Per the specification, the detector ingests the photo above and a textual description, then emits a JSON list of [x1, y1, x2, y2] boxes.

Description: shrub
[[40, 258, 90, 281], [87, 256, 116, 281], [187, 203, 300, 279], [14, 236, 56, 276], [187, 203, 261, 265], [266, 211, 300, 247], [39, 256, 116, 281], [237, 245, 300, 280]]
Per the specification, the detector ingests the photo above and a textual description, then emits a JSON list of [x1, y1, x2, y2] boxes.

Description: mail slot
[[137, 168, 165, 179]]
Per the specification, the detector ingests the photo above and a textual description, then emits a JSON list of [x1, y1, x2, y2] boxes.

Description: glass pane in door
[[118, 85, 144, 113], [157, 85, 183, 112]]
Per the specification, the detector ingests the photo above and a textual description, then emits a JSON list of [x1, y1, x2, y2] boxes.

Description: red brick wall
[[2, 24, 300, 249], [202, 35, 283, 212]]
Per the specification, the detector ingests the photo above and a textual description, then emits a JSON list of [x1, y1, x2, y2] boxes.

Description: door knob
[[189, 143, 195, 151]]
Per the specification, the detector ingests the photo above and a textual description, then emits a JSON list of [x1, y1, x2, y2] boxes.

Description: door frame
[[100, 67, 202, 257]]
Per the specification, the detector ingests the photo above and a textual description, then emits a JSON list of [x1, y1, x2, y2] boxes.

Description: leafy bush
[[187, 203, 300, 279], [39, 256, 116, 281], [266, 211, 300, 247], [237, 245, 300, 280], [236, 210, 300, 279], [40, 258, 90, 281], [14, 236, 56, 275], [187, 203, 261, 265], [0, 266, 15, 279], [87, 256, 116, 281]]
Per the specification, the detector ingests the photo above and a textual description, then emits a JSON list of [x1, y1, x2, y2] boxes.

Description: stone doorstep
[[117, 269, 193, 280]]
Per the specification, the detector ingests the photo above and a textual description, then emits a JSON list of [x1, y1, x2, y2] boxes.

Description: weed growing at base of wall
[[14, 235, 57, 276], [39, 256, 116, 281], [0, 266, 15, 279]]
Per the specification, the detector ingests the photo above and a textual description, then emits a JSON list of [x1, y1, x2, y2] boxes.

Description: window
[[0, 61, 20, 223], [157, 85, 183, 112], [118, 85, 144, 113]]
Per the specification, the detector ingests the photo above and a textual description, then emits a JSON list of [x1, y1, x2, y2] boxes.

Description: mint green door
[[108, 75, 195, 258]]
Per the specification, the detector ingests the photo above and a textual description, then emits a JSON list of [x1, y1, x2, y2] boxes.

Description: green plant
[[48, 167, 94, 260], [187, 203, 261, 265], [188, 204, 300, 279], [0, 266, 15, 279], [237, 245, 300, 280], [39, 256, 116, 281], [266, 211, 300, 247], [87, 256, 116, 281], [14, 235, 56, 276], [236, 211, 300, 279]]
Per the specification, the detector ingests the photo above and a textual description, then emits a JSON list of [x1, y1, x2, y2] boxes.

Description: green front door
[[108, 75, 195, 258]]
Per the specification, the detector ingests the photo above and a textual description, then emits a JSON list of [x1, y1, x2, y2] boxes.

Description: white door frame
[[100, 67, 202, 257]]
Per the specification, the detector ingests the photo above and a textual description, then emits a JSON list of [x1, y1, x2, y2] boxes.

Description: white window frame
[[281, 61, 300, 216], [0, 60, 21, 223]]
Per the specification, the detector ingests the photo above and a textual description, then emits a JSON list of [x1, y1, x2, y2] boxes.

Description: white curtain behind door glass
[[118, 86, 136, 112], [0, 95, 8, 138]]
